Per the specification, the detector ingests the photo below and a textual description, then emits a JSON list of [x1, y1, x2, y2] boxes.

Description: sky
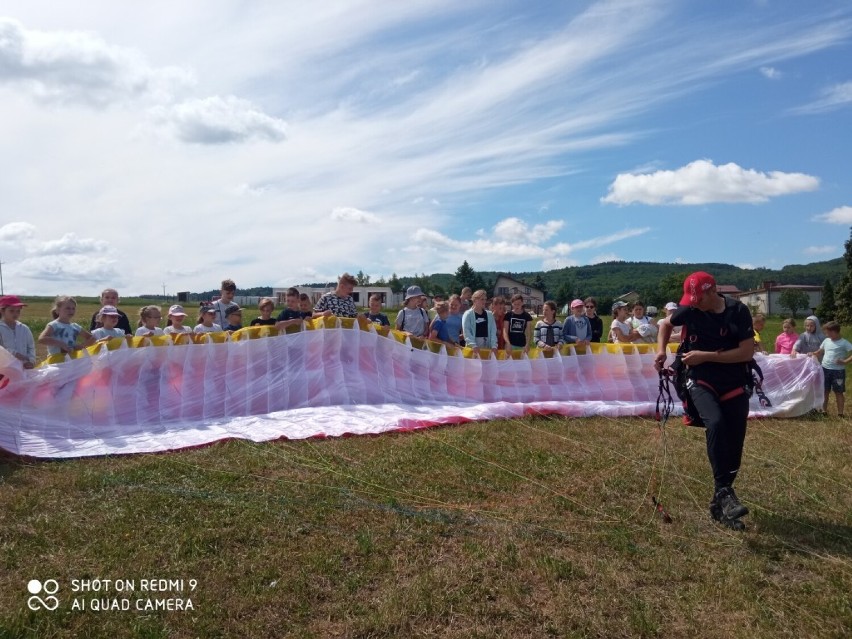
[[1, 0, 851, 296]]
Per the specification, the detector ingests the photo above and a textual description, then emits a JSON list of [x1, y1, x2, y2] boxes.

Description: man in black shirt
[[655, 272, 755, 530]]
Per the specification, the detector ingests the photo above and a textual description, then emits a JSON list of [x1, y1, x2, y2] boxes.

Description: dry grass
[[1, 413, 850, 638], [4, 299, 849, 636]]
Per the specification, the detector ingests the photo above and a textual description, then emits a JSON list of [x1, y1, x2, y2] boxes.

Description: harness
[[657, 299, 771, 427]]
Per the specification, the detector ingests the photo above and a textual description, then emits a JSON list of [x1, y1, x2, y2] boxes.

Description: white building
[[493, 274, 545, 313], [733, 281, 823, 315]]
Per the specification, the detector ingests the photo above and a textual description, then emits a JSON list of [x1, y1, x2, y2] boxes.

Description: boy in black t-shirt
[[250, 298, 277, 326], [276, 287, 306, 331], [363, 293, 390, 326]]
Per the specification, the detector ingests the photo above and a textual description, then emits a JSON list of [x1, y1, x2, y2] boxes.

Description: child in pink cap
[[563, 298, 592, 347]]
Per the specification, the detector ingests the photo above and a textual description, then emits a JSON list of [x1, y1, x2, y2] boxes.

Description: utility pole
[[162, 282, 167, 301]]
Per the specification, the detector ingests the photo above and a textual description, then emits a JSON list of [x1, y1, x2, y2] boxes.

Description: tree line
[[178, 230, 852, 319]]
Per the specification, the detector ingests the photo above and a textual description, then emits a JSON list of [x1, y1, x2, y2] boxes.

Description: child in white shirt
[[811, 320, 852, 417], [164, 304, 193, 336], [194, 306, 222, 334], [135, 305, 165, 337], [92, 306, 128, 341], [39, 296, 95, 355]]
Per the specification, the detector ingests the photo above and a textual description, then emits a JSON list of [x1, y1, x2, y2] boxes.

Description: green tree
[[452, 261, 485, 292], [355, 270, 371, 286], [835, 228, 852, 325], [532, 274, 547, 300], [410, 273, 438, 296], [657, 271, 690, 306], [817, 279, 836, 321], [778, 288, 810, 318], [388, 273, 404, 294], [554, 282, 573, 306], [430, 283, 447, 297]]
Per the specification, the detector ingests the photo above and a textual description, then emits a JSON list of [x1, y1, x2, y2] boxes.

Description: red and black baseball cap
[[680, 272, 716, 306]]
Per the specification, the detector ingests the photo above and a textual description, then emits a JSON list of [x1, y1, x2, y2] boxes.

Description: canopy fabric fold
[[0, 322, 823, 459]]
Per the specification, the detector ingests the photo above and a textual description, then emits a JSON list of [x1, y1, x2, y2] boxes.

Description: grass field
[[0, 413, 850, 638], [3, 297, 849, 636]]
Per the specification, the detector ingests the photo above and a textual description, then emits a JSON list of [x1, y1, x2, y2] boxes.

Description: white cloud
[[1, 3, 851, 295], [231, 183, 273, 198], [35, 232, 109, 255], [492, 217, 564, 242], [759, 66, 781, 79], [737, 263, 757, 270], [413, 218, 649, 266], [552, 227, 650, 252], [0, 223, 120, 291], [0, 17, 287, 147], [392, 70, 420, 87], [803, 245, 836, 255], [814, 205, 852, 224], [413, 228, 550, 258], [149, 96, 287, 144], [601, 159, 820, 205], [0, 221, 37, 242], [330, 207, 381, 224], [0, 17, 193, 107], [790, 81, 852, 115], [18, 254, 120, 283]]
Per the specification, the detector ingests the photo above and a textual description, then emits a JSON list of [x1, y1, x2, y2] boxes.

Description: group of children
[[2, 285, 851, 416], [0, 287, 316, 362], [762, 314, 852, 416], [390, 286, 600, 356]]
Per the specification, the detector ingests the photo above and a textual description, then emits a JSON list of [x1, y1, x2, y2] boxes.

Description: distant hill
[[421, 258, 845, 306], [176, 258, 844, 307]]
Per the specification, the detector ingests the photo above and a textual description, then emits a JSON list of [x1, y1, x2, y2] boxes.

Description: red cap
[[679, 272, 716, 306], [0, 295, 26, 308]]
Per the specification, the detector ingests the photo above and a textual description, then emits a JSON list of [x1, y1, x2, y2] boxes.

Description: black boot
[[713, 486, 749, 520], [709, 498, 746, 531]]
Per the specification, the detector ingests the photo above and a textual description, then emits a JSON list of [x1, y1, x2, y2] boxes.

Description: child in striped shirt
[[534, 301, 564, 351]]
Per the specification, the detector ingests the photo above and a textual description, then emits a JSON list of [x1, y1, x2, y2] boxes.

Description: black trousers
[[688, 384, 750, 492]]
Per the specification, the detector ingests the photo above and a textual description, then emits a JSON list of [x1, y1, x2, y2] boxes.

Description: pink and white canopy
[[0, 323, 823, 459]]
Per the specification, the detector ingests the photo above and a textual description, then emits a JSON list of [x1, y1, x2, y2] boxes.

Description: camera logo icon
[[27, 579, 60, 611]]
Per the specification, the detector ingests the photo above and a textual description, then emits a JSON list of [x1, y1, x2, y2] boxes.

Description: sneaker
[[714, 487, 749, 520], [709, 502, 746, 531]]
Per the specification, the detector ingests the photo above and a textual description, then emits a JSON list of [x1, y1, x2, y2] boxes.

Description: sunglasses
[[585, 305, 595, 309]]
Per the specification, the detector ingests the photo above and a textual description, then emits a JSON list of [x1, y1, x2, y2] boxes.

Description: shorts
[[824, 368, 846, 393]]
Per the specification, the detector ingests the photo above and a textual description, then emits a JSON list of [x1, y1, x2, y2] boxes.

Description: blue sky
[[1, 1, 851, 296]]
